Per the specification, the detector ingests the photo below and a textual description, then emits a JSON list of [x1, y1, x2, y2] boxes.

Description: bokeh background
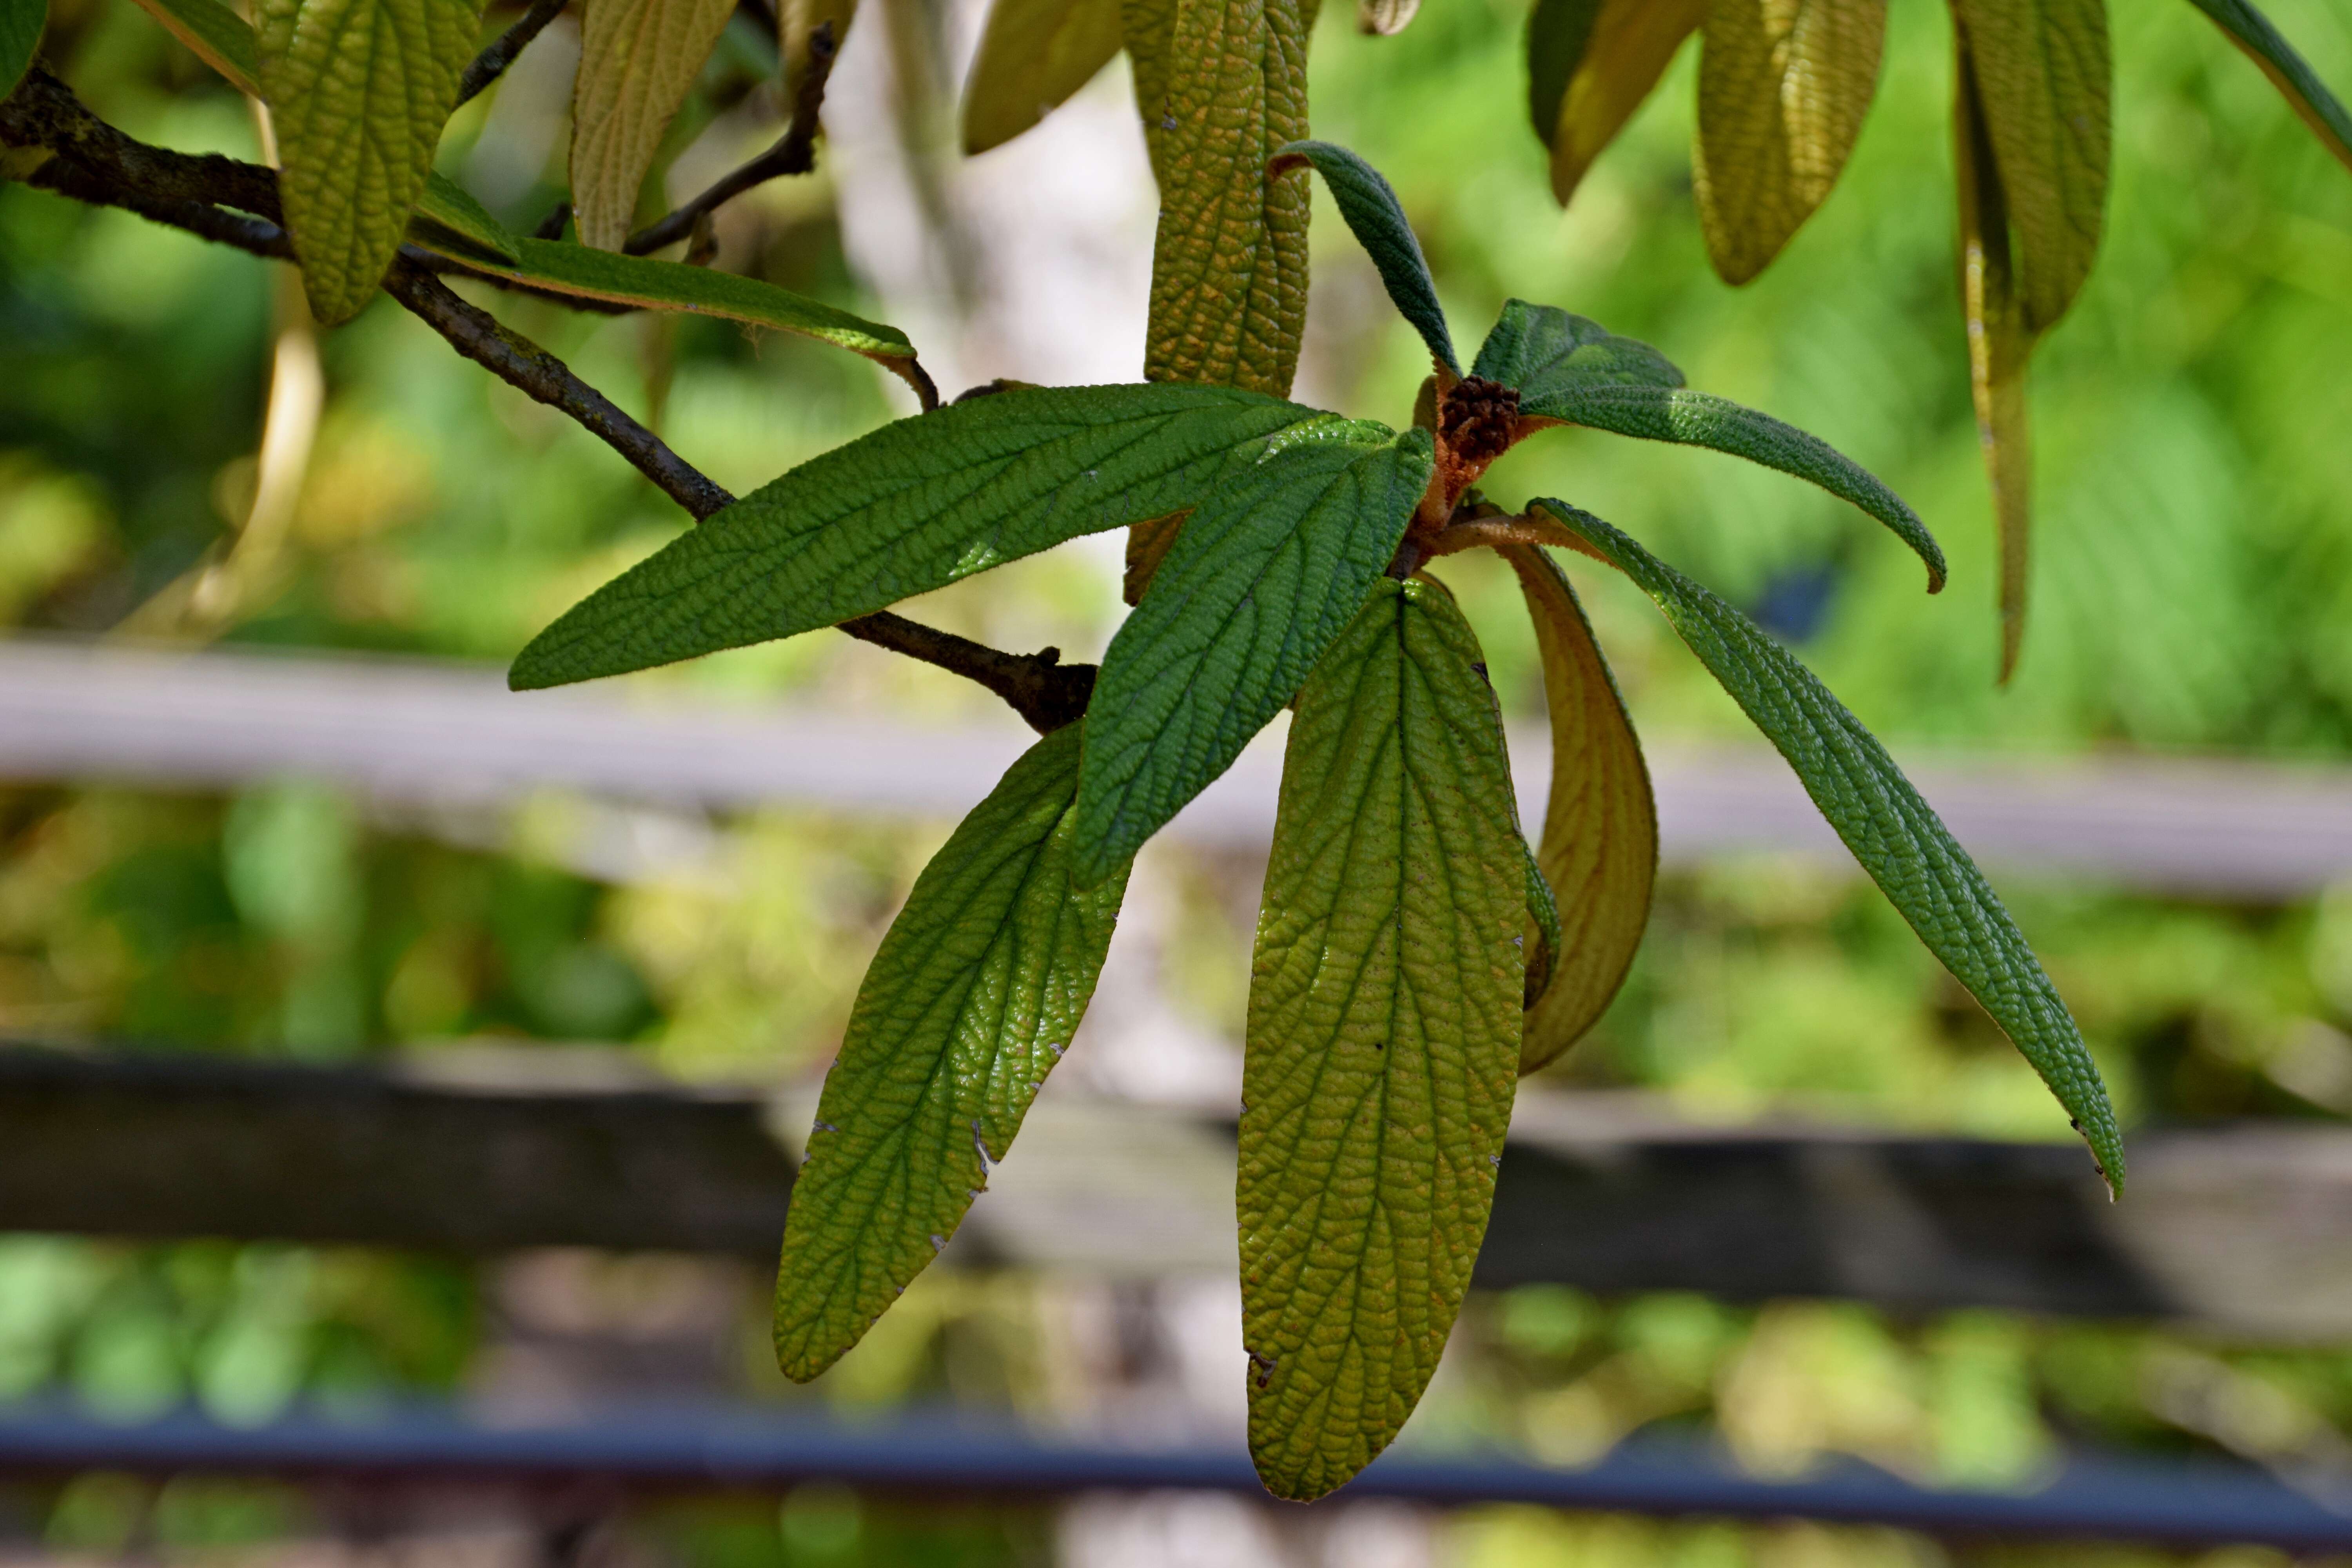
[[2, 0, 2351, 1560]]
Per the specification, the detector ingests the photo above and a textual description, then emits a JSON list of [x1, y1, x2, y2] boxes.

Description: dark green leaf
[[1072, 421, 1434, 883], [511, 383, 1324, 691], [774, 723, 1129, 1381], [408, 174, 521, 265], [2, 0, 43, 99], [1520, 831, 1562, 1009], [1530, 499, 2123, 1191], [1268, 139, 1456, 372], [1475, 299, 1946, 591], [2183, 0, 2352, 174]]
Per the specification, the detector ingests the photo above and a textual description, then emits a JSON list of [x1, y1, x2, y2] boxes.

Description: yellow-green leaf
[[256, 0, 486, 324], [1239, 577, 1525, 1502], [2184, 0, 2352, 174], [960, 0, 1123, 155], [3, 0, 46, 99], [774, 723, 1130, 1382], [1947, 0, 2109, 335], [1500, 543, 1655, 1073], [1526, 0, 1706, 205], [1694, 0, 1885, 284], [569, 0, 736, 250]]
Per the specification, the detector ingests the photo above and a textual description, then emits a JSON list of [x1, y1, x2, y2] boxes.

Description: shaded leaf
[[1526, 0, 1705, 204], [1694, 0, 1886, 283], [960, 0, 1123, 155], [1500, 542, 1655, 1072], [1268, 138, 1456, 372], [1530, 497, 2124, 1192], [2, 0, 44, 99], [129, 0, 261, 90], [1519, 831, 1563, 1009], [1240, 577, 1525, 1501], [409, 171, 521, 262], [1074, 422, 1434, 884], [774, 723, 1129, 1381], [256, 0, 486, 324], [1474, 300, 1946, 589], [511, 382, 1324, 690], [569, 0, 736, 250], [2183, 0, 2352, 173]]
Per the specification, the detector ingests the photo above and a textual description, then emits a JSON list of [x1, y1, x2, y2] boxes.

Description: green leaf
[[774, 722, 1130, 1382], [2, 0, 44, 99], [1526, 0, 1704, 203], [256, 0, 486, 325], [410, 172, 521, 263], [2183, 0, 2352, 173], [129, 0, 260, 90], [1239, 577, 1526, 1502], [1473, 299, 1947, 591], [1267, 139, 1457, 373], [511, 382, 1326, 690], [1073, 421, 1434, 885], [1519, 830, 1563, 1009], [569, 0, 737, 250], [1530, 500, 2124, 1192], [960, 0, 1123, 155]]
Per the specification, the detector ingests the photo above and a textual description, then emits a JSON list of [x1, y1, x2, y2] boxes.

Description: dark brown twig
[[624, 21, 836, 255], [455, 0, 571, 109]]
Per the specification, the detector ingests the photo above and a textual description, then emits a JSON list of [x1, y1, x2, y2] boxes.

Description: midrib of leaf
[[570, 0, 737, 250]]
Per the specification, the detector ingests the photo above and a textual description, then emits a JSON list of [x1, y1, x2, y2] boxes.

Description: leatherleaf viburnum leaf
[[1072, 421, 1434, 885], [510, 383, 1328, 691], [1531, 499, 2124, 1192], [1268, 140, 1457, 373], [1238, 577, 1526, 1502], [773, 722, 1131, 1382], [2, 0, 42, 100]]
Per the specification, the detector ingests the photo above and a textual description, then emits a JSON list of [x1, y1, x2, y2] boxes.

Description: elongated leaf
[[1474, 300, 1946, 590], [511, 382, 1324, 690], [1519, 833, 1563, 1007], [569, 0, 735, 250], [1074, 422, 1432, 883], [257, 0, 485, 324], [2, 0, 43, 99], [2184, 0, 2352, 172], [1526, 0, 1705, 204], [774, 723, 1129, 1382], [960, 0, 1123, 155], [1947, 0, 2109, 334], [130, 0, 260, 89], [1501, 543, 1655, 1073], [1531, 498, 2123, 1191], [410, 172, 521, 262], [1240, 577, 1525, 1502], [1694, 0, 1885, 284], [1268, 139, 1457, 373]]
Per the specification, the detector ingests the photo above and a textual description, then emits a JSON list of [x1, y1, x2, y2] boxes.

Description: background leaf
[[2182, 0, 2352, 172], [1531, 499, 2125, 1192], [129, 0, 260, 89], [1355, 0, 1415, 36], [1268, 138, 1457, 372], [1239, 577, 1525, 1501], [1501, 542, 1656, 1074], [1694, 0, 1887, 283], [511, 382, 1322, 689], [773, 724, 1129, 1382], [2, 0, 44, 99], [1074, 421, 1433, 884], [1526, 0, 1706, 204], [568, 0, 737, 251], [256, 0, 486, 324], [960, 0, 1123, 155]]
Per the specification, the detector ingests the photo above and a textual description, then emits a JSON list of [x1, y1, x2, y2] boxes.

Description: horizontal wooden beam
[[6, 1046, 2349, 1339]]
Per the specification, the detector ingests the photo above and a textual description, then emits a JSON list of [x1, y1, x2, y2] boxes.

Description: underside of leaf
[[1240, 578, 1525, 1501], [569, 0, 737, 251], [1526, 0, 1706, 204], [960, 0, 1123, 155]]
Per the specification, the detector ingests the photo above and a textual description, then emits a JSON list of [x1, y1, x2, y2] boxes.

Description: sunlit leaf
[[1526, 0, 1706, 203], [2183, 0, 2352, 173], [1074, 421, 1434, 884], [1500, 542, 1655, 1072], [1240, 577, 1525, 1501], [256, 0, 485, 324], [2, 0, 45, 99], [960, 0, 1123, 155], [1694, 0, 1886, 283], [1474, 299, 1947, 589], [1268, 138, 1457, 372], [1531, 497, 2125, 1192], [510, 382, 1324, 690], [774, 722, 1129, 1381], [569, 0, 736, 250]]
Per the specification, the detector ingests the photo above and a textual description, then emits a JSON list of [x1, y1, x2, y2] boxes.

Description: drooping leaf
[[960, 0, 1123, 155], [1526, 0, 1706, 204], [780, 0, 854, 118], [1956, 32, 2038, 682], [569, 0, 736, 250], [1474, 300, 1947, 590], [1239, 577, 1525, 1502], [256, 0, 486, 324], [1530, 497, 2124, 1192], [1947, 0, 2109, 334], [1073, 421, 1434, 884], [2, 0, 44, 99], [1268, 139, 1457, 373], [1694, 0, 1886, 284], [2183, 0, 2352, 173], [774, 722, 1129, 1382], [1500, 542, 1655, 1072], [510, 382, 1325, 690]]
